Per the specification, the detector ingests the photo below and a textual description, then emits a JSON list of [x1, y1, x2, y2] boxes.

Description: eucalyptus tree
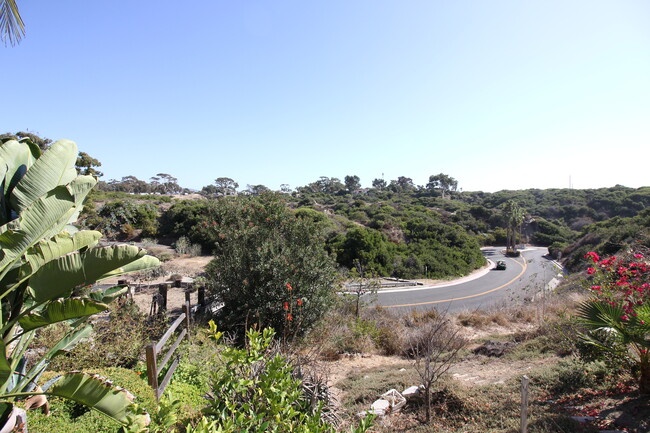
[[372, 178, 387, 190], [214, 177, 239, 196], [426, 173, 458, 199], [344, 175, 361, 192]]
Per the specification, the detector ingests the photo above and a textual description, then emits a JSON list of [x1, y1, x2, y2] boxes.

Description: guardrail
[[145, 292, 191, 400]]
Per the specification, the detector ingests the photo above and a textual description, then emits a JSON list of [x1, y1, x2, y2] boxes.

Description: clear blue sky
[[4, 1, 650, 192]]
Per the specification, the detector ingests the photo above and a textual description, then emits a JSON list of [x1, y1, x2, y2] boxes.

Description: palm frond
[[0, 0, 25, 46]]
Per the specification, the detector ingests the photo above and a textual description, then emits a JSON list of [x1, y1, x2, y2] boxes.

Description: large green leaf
[[18, 298, 108, 332], [20, 231, 102, 280], [0, 139, 39, 197], [0, 341, 11, 391], [97, 255, 161, 281], [46, 372, 144, 425], [89, 285, 129, 304], [0, 177, 96, 280], [27, 245, 155, 304], [0, 139, 39, 225], [10, 139, 78, 214]]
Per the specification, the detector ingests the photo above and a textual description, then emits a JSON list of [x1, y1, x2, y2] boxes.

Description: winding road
[[374, 247, 563, 313]]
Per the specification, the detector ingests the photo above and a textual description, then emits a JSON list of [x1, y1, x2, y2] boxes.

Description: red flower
[[286, 283, 293, 291], [283, 302, 289, 310], [591, 285, 601, 291], [286, 313, 293, 321], [297, 299, 303, 306], [587, 267, 596, 275], [585, 252, 600, 263]]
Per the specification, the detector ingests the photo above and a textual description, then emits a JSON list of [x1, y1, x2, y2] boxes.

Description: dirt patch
[[448, 355, 558, 386], [103, 252, 212, 314], [324, 354, 409, 403]]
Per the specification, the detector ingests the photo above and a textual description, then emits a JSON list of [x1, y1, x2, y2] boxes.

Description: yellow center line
[[382, 256, 528, 308]]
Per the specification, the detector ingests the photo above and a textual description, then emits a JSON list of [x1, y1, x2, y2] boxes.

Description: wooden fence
[[145, 291, 192, 400]]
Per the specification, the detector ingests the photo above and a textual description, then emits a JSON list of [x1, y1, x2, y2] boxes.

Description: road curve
[[374, 247, 561, 313]]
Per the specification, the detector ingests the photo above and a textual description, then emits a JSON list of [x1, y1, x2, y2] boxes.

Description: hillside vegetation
[[87, 175, 650, 279]]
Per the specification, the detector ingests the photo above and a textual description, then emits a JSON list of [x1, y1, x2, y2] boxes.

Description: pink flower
[[286, 283, 293, 291], [591, 285, 601, 291], [621, 315, 630, 322], [634, 253, 644, 259], [587, 267, 596, 275], [585, 252, 600, 263]]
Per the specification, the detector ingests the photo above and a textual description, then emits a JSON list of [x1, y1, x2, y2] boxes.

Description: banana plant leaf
[[46, 372, 142, 425], [20, 231, 102, 280], [0, 341, 11, 392], [27, 245, 158, 304], [0, 139, 40, 228], [97, 255, 161, 281], [18, 298, 108, 332], [10, 139, 78, 214], [0, 139, 40, 201], [89, 285, 129, 304], [0, 177, 95, 276]]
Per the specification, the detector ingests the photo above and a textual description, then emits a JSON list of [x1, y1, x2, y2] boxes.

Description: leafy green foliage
[[204, 193, 338, 338], [0, 138, 159, 427], [576, 252, 650, 393], [202, 325, 373, 433], [84, 200, 159, 239]]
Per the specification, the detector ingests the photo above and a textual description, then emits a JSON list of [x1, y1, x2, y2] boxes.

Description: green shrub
[[86, 200, 159, 239], [202, 324, 373, 433], [205, 193, 338, 340]]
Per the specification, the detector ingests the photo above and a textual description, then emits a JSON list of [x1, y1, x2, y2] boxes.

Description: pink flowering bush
[[577, 251, 650, 394]]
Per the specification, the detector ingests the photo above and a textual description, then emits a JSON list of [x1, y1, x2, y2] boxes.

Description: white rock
[[370, 398, 391, 415], [402, 385, 420, 399]]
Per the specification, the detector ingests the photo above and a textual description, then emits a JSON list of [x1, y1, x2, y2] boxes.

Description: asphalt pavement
[[374, 247, 563, 313]]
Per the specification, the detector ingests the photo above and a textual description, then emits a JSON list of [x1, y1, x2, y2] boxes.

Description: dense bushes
[[204, 193, 338, 338], [84, 200, 159, 239], [200, 325, 374, 433]]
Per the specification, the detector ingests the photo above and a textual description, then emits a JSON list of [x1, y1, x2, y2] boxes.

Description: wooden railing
[[145, 292, 191, 400]]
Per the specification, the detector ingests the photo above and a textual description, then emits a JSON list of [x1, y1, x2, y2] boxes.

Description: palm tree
[[0, 0, 24, 46], [503, 200, 524, 254], [578, 301, 650, 394]]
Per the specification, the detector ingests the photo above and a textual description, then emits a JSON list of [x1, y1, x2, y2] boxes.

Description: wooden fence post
[[520, 375, 529, 433], [145, 343, 159, 395], [198, 286, 205, 310], [182, 303, 191, 342], [158, 283, 168, 312]]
